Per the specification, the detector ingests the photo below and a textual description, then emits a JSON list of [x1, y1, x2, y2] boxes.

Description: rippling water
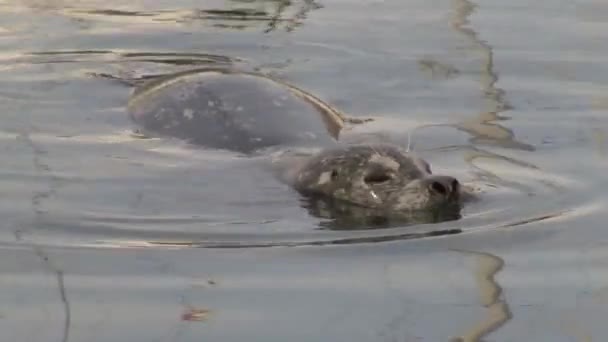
[[2, 0, 608, 341]]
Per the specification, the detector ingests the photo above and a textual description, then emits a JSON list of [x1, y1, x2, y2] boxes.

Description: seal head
[[289, 144, 461, 214]]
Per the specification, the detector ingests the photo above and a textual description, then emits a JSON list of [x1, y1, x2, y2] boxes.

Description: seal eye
[[364, 172, 391, 184], [331, 170, 339, 180], [430, 181, 447, 195]]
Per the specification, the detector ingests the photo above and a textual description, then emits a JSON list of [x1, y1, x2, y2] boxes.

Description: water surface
[[2, 0, 608, 341]]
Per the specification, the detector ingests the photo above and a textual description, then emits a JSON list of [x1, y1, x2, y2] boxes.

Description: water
[[2, 0, 608, 340]]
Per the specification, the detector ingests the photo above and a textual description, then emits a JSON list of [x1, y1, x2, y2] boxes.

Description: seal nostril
[[430, 181, 447, 196], [331, 170, 339, 180]]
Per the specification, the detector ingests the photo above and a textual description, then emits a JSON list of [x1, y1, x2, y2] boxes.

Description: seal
[[126, 67, 463, 223]]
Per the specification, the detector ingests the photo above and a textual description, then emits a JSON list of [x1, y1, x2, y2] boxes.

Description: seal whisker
[[406, 128, 413, 152], [368, 144, 381, 158]]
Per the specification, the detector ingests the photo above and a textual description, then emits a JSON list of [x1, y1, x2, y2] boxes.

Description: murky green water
[[2, 0, 608, 340]]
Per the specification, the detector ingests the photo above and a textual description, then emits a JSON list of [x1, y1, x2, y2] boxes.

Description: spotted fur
[[290, 144, 461, 212]]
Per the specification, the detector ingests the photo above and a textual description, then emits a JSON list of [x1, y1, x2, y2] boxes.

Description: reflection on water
[[451, 249, 511, 342], [418, 57, 460, 80], [15, 0, 322, 33], [449, 0, 535, 152], [37, 248, 71, 342], [304, 196, 462, 231], [410, 0, 545, 205], [412, 0, 559, 203], [260, 0, 322, 33], [14, 131, 72, 342], [29, 50, 238, 66]]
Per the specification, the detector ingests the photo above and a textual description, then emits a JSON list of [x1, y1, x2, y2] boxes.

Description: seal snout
[[423, 175, 460, 200]]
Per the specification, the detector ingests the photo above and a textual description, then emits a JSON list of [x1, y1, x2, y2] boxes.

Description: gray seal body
[[128, 68, 349, 153]]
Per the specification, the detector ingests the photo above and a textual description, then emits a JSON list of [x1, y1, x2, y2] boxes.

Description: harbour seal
[[126, 67, 463, 224]]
